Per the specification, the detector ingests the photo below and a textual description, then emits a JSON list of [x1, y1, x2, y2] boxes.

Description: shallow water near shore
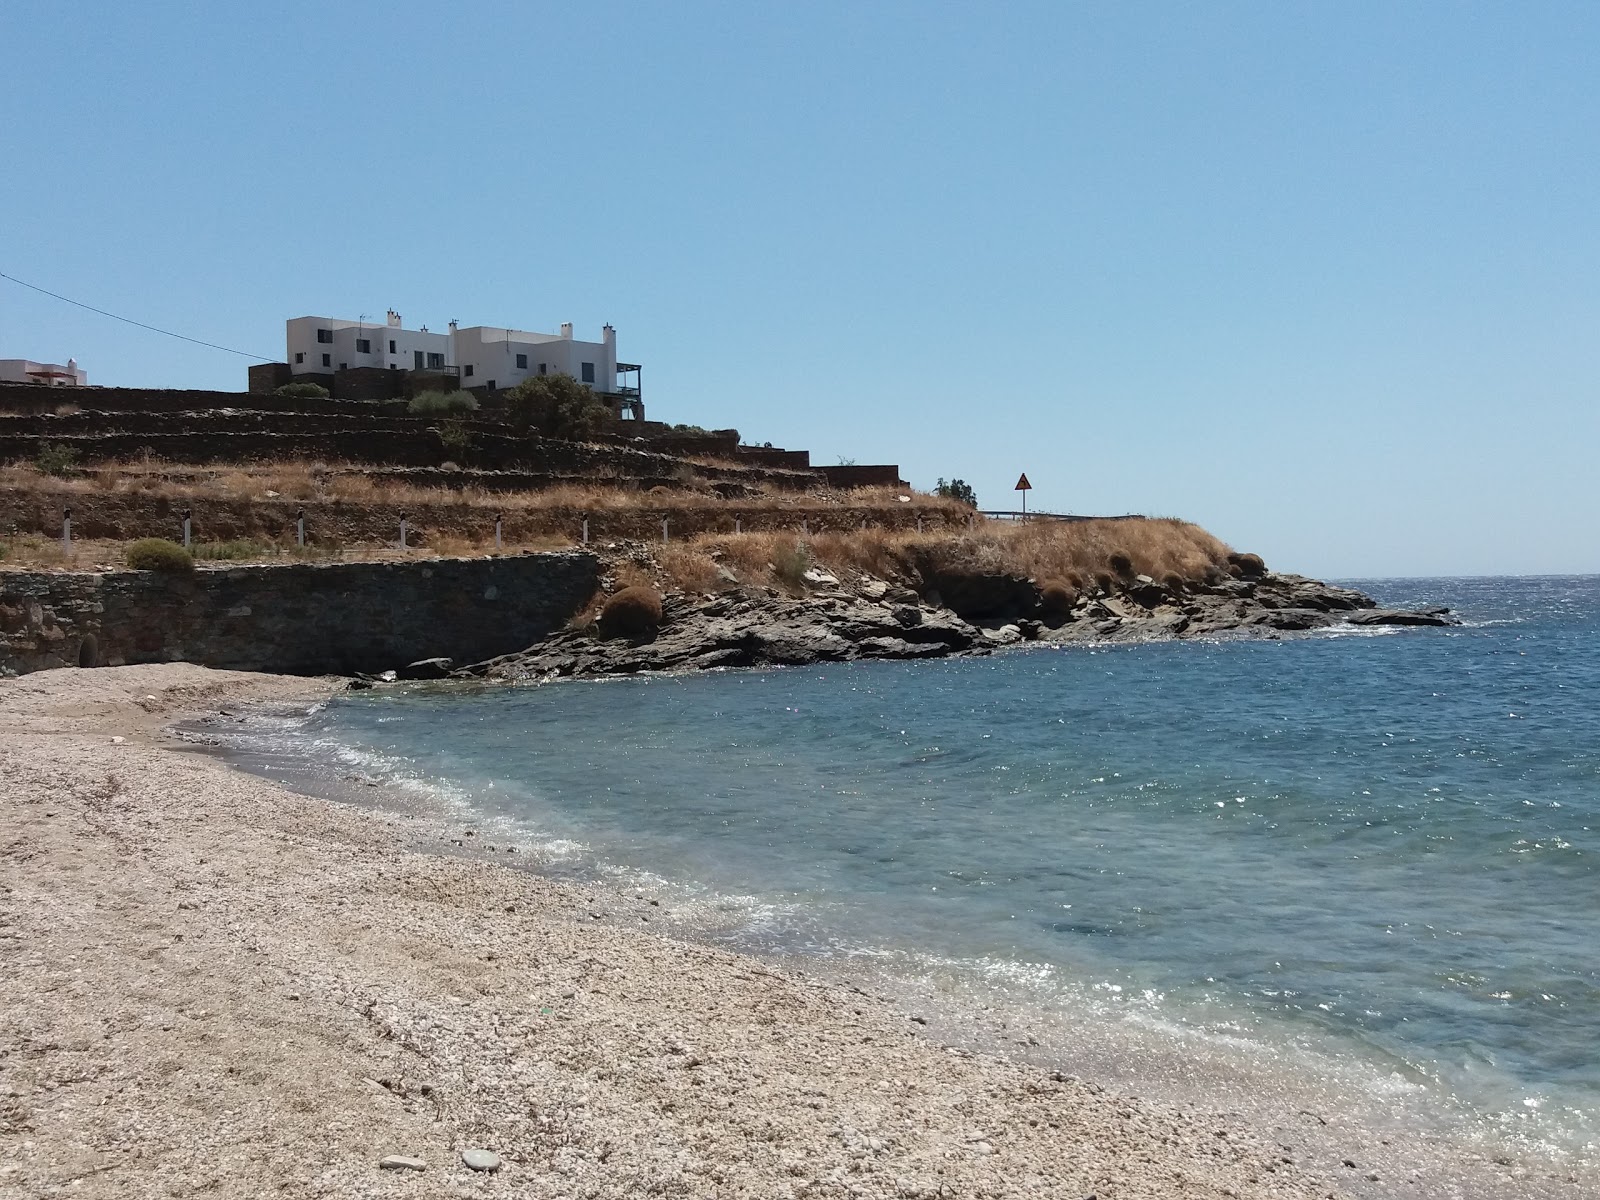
[[219, 576, 1600, 1185]]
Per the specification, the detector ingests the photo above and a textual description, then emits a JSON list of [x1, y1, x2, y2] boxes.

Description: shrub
[[35, 442, 78, 477], [934, 477, 978, 507], [409, 389, 478, 414], [1108, 552, 1134, 577], [1040, 579, 1077, 617], [436, 417, 473, 457], [504, 373, 611, 440], [1229, 551, 1267, 578], [598, 585, 663, 639], [273, 381, 330, 399], [1093, 571, 1115, 593], [126, 538, 194, 573], [772, 539, 812, 589], [1162, 571, 1185, 594]]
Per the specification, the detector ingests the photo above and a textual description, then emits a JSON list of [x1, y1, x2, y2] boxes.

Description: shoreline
[[0, 664, 1580, 1199]]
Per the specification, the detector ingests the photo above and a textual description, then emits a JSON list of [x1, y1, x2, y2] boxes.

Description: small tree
[[34, 442, 79, 477], [934, 477, 977, 508], [503, 373, 612, 440]]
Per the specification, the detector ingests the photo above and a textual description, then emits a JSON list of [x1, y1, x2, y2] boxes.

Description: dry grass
[[672, 517, 1233, 593]]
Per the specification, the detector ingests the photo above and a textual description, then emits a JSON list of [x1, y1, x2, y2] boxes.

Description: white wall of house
[[453, 323, 618, 392], [0, 358, 87, 386], [284, 315, 622, 392], [286, 315, 449, 376]]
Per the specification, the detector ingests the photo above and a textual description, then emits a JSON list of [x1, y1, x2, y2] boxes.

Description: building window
[[321, 354, 331, 368], [356, 338, 371, 354], [339, 363, 347, 370], [389, 340, 396, 354], [488, 380, 496, 391], [581, 362, 595, 383], [294, 352, 304, 364], [316, 328, 333, 343], [464, 365, 474, 378], [515, 353, 528, 369], [426, 352, 444, 369], [538, 363, 547, 375]]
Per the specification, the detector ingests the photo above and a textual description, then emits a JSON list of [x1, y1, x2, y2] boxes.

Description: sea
[[216, 576, 1600, 1193]]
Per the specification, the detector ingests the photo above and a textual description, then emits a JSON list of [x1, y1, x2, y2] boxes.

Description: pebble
[[461, 1148, 501, 1172], [378, 1154, 426, 1171]]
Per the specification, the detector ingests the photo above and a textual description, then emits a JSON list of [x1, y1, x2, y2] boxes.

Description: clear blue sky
[[4, 2, 1596, 577]]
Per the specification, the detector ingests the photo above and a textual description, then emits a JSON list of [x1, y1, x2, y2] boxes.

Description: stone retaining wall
[[0, 552, 599, 677]]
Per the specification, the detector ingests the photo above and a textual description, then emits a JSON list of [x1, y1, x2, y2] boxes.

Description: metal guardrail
[[977, 511, 1143, 523]]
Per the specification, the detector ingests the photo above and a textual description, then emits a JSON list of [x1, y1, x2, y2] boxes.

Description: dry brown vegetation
[[624, 518, 1235, 596]]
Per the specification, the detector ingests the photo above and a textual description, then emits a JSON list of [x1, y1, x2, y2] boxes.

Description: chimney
[[602, 324, 615, 346], [559, 322, 573, 340], [386, 310, 402, 327], [448, 319, 458, 332]]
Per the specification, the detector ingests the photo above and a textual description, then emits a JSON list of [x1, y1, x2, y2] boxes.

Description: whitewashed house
[[0, 357, 87, 386], [284, 311, 641, 414]]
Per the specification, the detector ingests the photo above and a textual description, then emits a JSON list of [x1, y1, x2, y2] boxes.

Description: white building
[[284, 311, 640, 411], [0, 357, 87, 386]]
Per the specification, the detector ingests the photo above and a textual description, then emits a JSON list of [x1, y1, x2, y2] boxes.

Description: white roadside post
[[494, 512, 503, 552], [582, 517, 589, 545], [62, 507, 72, 555], [182, 508, 192, 549], [399, 512, 408, 551], [296, 508, 305, 548], [661, 518, 669, 545], [735, 519, 741, 534]]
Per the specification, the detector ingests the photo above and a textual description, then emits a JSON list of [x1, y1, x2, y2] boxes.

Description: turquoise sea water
[[236, 577, 1600, 1165]]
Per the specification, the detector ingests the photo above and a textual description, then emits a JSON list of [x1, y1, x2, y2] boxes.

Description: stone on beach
[[461, 1147, 502, 1172], [378, 1154, 427, 1171]]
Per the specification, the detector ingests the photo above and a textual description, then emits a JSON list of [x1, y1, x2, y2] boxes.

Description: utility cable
[[0, 270, 275, 361]]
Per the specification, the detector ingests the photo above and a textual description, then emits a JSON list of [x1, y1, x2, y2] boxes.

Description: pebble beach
[[0, 663, 1346, 1199]]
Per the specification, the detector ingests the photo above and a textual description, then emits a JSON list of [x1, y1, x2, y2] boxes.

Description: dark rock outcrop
[[451, 571, 1457, 683]]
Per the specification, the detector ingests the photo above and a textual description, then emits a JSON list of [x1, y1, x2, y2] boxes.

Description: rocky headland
[[446, 564, 1455, 683]]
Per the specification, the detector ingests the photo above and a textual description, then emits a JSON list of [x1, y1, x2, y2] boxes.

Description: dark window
[[316, 328, 333, 343], [356, 338, 371, 354], [294, 352, 304, 364], [464, 365, 474, 378], [538, 363, 547, 375], [414, 350, 424, 370], [581, 362, 595, 383], [426, 352, 444, 369], [487, 380, 495, 390], [338, 363, 347, 370], [514, 353, 527, 369], [388, 339, 396, 354], [321, 353, 331, 368]]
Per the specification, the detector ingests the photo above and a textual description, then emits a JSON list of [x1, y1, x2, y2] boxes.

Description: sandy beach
[[0, 664, 1349, 1198]]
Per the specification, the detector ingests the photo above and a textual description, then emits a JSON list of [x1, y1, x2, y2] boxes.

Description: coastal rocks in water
[[397, 657, 455, 680], [924, 571, 1042, 621], [450, 571, 1459, 682], [464, 591, 982, 680]]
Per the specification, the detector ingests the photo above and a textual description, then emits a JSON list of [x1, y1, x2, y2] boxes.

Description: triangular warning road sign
[[1014, 473, 1032, 491]]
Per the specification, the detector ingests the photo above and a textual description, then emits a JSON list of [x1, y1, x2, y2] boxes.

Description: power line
[[0, 270, 276, 361]]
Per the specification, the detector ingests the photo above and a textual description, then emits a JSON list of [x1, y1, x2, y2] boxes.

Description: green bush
[[126, 538, 194, 573], [1108, 551, 1134, 577], [598, 586, 663, 639], [273, 381, 330, 399], [436, 417, 473, 456], [193, 539, 271, 561], [408, 389, 478, 414], [772, 539, 812, 589], [934, 477, 977, 507], [34, 442, 79, 477], [504, 373, 612, 440]]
